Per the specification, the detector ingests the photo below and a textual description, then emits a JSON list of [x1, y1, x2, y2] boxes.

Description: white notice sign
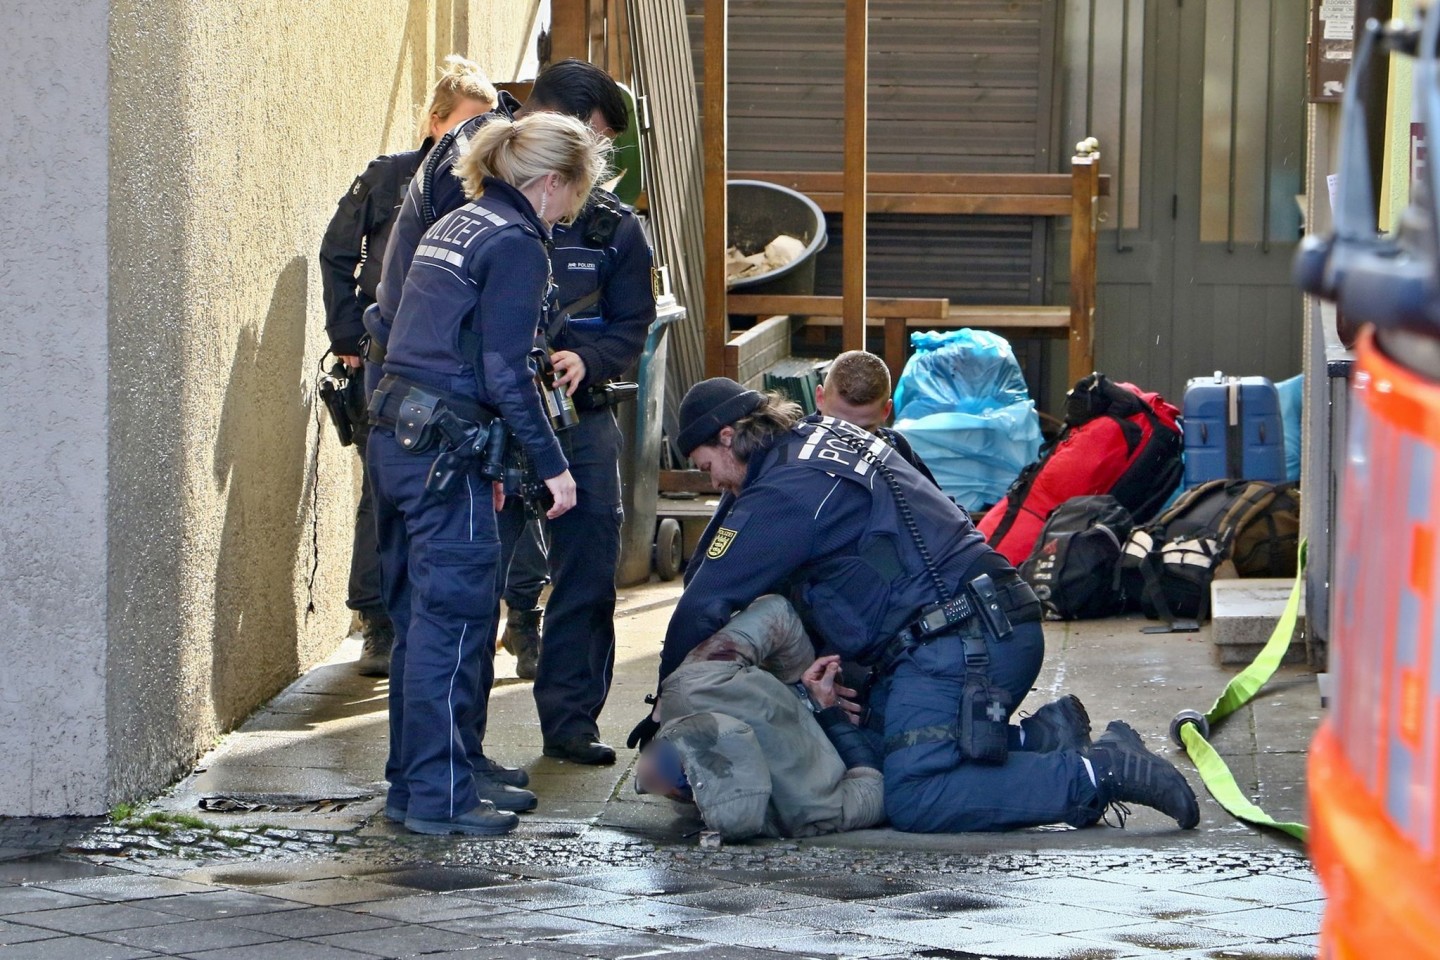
[[1321, 0, 1355, 41]]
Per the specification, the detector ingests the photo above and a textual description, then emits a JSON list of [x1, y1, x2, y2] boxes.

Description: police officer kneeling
[[367, 113, 608, 837], [636, 379, 1199, 833]]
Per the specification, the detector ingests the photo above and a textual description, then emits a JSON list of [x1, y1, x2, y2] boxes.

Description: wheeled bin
[[615, 296, 685, 586]]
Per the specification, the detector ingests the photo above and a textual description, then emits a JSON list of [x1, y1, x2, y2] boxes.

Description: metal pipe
[[1085, 0, 1097, 138], [1115, 0, 1132, 252], [1262, 0, 1276, 252], [1227, 0, 1241, 253]]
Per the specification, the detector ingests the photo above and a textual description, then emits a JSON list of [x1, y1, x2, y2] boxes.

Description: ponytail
[[418, 55, 497, 141], [457, 113, 610, 215]]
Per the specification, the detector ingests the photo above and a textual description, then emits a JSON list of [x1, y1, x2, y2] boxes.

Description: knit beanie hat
[[677, 378, 765, 456]]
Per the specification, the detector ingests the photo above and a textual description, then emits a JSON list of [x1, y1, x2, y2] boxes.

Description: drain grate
[[198, 793, 373, 814]]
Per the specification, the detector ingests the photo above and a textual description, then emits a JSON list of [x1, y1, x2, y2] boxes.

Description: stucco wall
[[0, 0, 113, 816], [101, 0, 535, 809]]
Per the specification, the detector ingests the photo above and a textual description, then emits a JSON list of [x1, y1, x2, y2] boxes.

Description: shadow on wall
[[377, 0, 461, 149], [210, 256, 312, 729]]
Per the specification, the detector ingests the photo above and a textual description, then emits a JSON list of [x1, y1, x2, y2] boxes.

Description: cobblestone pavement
[[0, 583, 1326, 959]]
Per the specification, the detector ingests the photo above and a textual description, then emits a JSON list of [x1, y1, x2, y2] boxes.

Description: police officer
[[630, 378, 1200, 834], [374, 59, 647, 766], [367, 113, 608, 836], [521, 183, 654, 766], [814, 350, 938, 487], [318, 55, 495, 676]]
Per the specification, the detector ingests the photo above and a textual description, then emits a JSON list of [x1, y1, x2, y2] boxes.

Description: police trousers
[[497, 407, 623, 743], [346, 418, 389, 623], [368, 428, 499, 821], [873, 620, 1103, 832]]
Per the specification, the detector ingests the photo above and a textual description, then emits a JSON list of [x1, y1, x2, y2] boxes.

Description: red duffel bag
[[979, 373, 1183, 564]]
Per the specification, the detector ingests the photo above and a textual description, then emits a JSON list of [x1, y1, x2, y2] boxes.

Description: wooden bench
[[725, 143, 1107, 392]]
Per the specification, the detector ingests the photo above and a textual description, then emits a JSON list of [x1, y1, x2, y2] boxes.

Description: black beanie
[[677, 378, 765, 456]]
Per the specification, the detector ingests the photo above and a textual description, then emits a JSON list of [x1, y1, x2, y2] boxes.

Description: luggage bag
[[1182, 372, 1285, 487]]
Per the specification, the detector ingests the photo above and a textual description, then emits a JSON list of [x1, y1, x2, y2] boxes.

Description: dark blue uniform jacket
[[319, 140, 431, 354], [377, 93, 521, 331], [548, 196, 655, 389], [659, 417, 990, 686], [382, 177, 566, 481]]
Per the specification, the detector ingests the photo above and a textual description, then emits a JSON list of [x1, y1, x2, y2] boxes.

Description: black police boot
[[478, 755, 530, 789], [1019, 694, 1092, 753], [356, 614, 395, 678], [1088, 721, 1200, 830], [501, 608, 542, 681], [543, 735, 617, 766]]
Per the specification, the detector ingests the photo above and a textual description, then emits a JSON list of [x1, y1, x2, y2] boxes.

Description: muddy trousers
[[369, 428, 499, 822], [874, 621, 1104, 832]]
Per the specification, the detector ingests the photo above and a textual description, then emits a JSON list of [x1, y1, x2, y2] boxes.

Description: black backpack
[[1019, 496, 1135, 620], [1120, 479, 1302, 630]]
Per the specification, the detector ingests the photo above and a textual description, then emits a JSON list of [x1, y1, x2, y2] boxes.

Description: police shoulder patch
[[707, 527, 740, 560], [349, 175, 370, 201]]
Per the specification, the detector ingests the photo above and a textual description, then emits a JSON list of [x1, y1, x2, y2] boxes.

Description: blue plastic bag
[[893, 329, 1033, 420], [892, 330, 1042, 510], [1277, 373, 1303, 483]]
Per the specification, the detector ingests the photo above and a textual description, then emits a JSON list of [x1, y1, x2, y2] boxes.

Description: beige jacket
[[657, 595, 885, 840]]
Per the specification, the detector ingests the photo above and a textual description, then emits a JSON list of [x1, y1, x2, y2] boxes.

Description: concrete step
[[1210, 577, 1307, 667]]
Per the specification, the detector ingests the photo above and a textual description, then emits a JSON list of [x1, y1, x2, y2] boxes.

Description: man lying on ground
[[633, 594, 884, 841]]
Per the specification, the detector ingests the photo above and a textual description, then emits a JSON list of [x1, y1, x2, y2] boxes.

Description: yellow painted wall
[[104, 0, 533, 805], [1381, 0, 1419, 231]]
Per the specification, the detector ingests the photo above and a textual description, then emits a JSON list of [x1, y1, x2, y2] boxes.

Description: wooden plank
[[702, 0, 728, 378], [842, 0, 868, 353], [945, 305, 1070, 328], [731, 171, 1111, 197], [798, 193, 1073, 216], [628, 0, 708, 420], [1068, 145, 1100, 385], [659, 469, 719, 494], [727, 294, 949, 318], [735, 171, 1075, 195], [550, 0, 591, 62], [722, 314, 791, 385], [802, 306, 1068, 331], [883, 316, 907, 385]]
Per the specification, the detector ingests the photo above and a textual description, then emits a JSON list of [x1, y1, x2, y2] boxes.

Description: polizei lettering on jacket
[[795, 418, 892, 478]]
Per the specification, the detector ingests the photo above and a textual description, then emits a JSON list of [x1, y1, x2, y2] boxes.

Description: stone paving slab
[[0, 581, 1331, 959]]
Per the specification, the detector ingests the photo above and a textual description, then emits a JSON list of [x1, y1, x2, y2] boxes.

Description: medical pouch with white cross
[[958, 634, 1011, 765]]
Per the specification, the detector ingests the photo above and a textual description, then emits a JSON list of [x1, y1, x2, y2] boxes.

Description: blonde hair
[[418, 55, 497, 141], [456, 113, 610, 220], [824, 350, 892, 407]]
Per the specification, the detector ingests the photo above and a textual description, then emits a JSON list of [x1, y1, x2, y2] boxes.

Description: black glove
[[627, 715, 661, 751]]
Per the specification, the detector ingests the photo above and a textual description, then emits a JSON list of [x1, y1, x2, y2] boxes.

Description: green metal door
[[1060, 0, 1308, 399]]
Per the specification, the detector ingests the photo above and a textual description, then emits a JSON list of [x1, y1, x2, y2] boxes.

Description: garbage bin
[[616, 296, 685, 586], [727, 180, 829, 297]]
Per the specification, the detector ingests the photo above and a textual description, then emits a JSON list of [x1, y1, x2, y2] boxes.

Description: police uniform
[[373, 93, 521, 348], [658, 413, 1113, 833], [369, 95, 552, 666], [877, 426, 940, 488], [318, 141, 432, 638], [500, 191, 655, 756], [374, 94, 656, 758], [367, 177, 563, 828]]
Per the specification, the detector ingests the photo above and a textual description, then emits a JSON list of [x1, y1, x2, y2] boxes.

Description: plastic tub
[[726, 180, 829, 297]]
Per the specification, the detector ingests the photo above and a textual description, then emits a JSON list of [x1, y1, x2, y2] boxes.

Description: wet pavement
[[0, 581, 1324, 959]]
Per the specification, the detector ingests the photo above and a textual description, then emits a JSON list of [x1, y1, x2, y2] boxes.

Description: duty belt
[[368, 375, 491, 453], [872, 572, 1040, 676]]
